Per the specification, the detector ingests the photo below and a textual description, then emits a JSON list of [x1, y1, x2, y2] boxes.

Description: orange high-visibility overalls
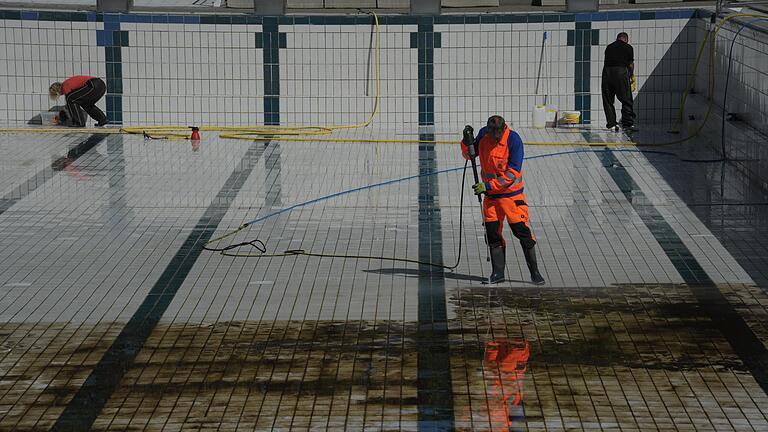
[[461, 126, 536, 250], [484, 339, 530, 431]]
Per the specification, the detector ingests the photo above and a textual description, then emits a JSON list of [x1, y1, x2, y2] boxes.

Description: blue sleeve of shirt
[[507, 131, 524, 172], [474, 126, 488, 147]]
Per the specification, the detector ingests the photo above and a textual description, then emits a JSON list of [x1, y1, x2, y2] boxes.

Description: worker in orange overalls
[[483, 339, 530, 431], [461, 115, 545, 285]]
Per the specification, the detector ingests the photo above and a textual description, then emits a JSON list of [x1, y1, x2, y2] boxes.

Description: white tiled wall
[[0, 11, 710, 129], [696, 17, 768, 128], [281, 23, 417, 126], [434, 17, 695, 129], [120, 22, 262, 126], [694, 15, 768, 183], [590, 18, 695, 126], [434, 21, 571, 128], [0, 19, 105, 124]]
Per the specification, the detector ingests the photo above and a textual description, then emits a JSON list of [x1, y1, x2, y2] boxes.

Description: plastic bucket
[[40, 111, 58, 125], [561, 110, 580, 126], [532, 105, 546, 129], [545, 105, 558, 128]]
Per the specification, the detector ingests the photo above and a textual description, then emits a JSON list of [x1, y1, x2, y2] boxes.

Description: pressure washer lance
[[463, 125, 491, 264]]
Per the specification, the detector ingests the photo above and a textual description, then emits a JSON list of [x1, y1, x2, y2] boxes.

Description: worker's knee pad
[[485, 221, 503, 248], [510, 222, 536, 249]]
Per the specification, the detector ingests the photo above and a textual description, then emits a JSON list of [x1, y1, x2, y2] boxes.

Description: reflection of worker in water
[[461, 116, 545, 285], [49, 76, 109, 127], [484, 339, 530, 431], [51, 134, 107, 180], [601, 32, 638, 133]]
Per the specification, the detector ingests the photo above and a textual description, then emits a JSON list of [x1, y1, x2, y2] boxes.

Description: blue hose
[[242, 148, 712, 227]]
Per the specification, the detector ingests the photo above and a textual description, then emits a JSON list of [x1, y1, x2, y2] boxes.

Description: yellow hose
[[657, 12, 768, 146], [0, 11, 764, 149], [120, 11, 382, 143]]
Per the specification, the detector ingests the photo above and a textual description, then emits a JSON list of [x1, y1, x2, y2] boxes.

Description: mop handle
[[534, 31, 548, 98]]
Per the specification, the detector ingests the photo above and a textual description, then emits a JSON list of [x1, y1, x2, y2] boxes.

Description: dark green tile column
[[99, 14, 128, 124], [256, 17, 286, 126], [412, 18, 453, 430], [52, 143, 266, 431], [411, 20, 441, 126], [599, 148, 768, 395], [416, 132, 454, 431], [567, 23, 599, 125]]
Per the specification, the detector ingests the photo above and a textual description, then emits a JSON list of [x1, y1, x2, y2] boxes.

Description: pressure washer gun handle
[[462, 125, 483, 203], [462, 125, 476, 158]]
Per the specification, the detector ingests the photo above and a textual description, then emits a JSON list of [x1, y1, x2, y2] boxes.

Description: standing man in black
[[602, 32, 638, 133]]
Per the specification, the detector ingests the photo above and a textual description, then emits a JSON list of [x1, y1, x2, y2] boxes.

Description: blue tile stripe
[[416, 135, 454, 430], [567, 22, 600, 124], [0, 9, 697, 23], [259, 18, 283, 126], [569, 23, 599, 125], [51, 142, 266, 432], [411, 22, 441, 126], [96, 14, 127, 124], [599, 148, 768, 396]]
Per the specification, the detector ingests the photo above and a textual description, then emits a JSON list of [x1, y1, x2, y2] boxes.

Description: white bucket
[[545, 105, 558, 128], [40, 111, 58, 125], [532, 105, 546, 129]]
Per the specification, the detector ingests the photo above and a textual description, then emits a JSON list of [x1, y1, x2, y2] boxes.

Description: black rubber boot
[[523, 246, 545, 285], [488, 245, 505, 284]]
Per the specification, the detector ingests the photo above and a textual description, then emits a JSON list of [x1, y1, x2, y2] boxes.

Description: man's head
[[49, 82, 63, 99], [486, 115, 507, 142], [617, 32, 629, 43]]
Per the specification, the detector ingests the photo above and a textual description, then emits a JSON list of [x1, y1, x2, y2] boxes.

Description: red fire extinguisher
[[189, 126, 201, 141]]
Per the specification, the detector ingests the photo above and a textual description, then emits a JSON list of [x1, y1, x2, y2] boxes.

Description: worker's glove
[[472, 182, 487, 195], [630, 75, 637, 93], [462, 125, 474, 144]]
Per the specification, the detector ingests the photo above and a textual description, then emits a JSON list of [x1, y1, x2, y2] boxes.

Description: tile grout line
[[0, 134, 108, 216], [599, 147, 768, 396], [50, 141, 267, 431]]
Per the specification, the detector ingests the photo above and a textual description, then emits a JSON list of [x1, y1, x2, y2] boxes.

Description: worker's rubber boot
[[488, 245, 506, 284], [524, 246, 545, 285]]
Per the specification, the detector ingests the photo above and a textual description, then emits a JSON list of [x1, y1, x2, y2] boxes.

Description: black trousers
[[66, 78, 107, 127], [601, 66, 635, 128]]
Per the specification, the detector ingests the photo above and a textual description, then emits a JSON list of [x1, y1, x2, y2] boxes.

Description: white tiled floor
[[2, 126, 768, 431]]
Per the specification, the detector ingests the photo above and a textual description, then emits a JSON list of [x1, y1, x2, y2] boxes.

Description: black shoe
[[95, 119, 109, 127], [488, 272, 505, 284], [523, 246, 545, 285], [487, 245, 505, 284], [622, 125, 639, 133], [530, 270, 545, 285]]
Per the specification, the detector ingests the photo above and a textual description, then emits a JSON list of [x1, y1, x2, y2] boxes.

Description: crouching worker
[[461, 115, 545, 285], [49, 76, 108, 127]]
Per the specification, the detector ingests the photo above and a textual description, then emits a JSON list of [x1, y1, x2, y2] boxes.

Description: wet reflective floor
[[1, 127, 768, 431]]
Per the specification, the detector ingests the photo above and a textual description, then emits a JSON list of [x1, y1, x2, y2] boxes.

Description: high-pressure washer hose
[[0, 11, 763, 271], [203, 148, 730, 269], [204, 160, 473, 270]]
